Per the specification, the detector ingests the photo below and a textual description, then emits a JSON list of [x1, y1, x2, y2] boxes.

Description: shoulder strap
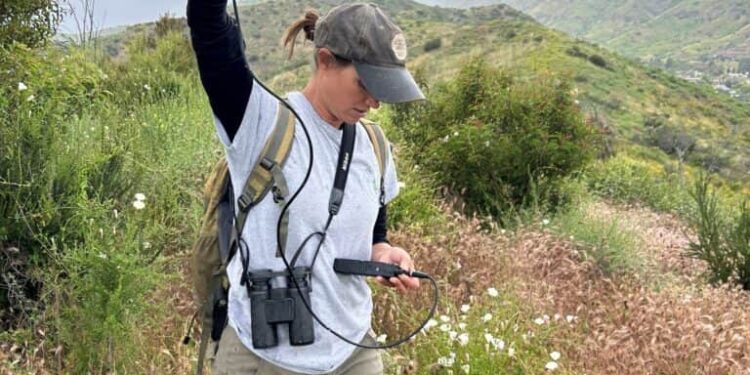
[[360, 119, 389, 206], [234, 101, 295, 244]]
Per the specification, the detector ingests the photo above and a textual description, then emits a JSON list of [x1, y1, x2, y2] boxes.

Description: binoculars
[[246, 266, 315, 348]]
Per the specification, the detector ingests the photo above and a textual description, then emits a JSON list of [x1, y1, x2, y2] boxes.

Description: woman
[[187, 1, 424, 374]]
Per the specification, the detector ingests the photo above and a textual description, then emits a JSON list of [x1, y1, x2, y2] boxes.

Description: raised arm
[[187, 0, 253, 141]]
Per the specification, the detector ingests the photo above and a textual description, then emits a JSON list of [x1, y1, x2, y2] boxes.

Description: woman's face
[[316, 51, 380, 125]]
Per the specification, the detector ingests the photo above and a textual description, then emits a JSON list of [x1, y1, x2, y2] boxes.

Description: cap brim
[[354, 62, 426, 104]]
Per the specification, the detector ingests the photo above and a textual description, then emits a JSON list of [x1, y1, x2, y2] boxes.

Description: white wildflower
[[487, 287, 499, 297], [554, 313, 561, 321], [484, 333, 494, 343], [550, 351, 561, 361], [495, 338, 505, 350], [397, 181, 406, 189], [144, 84, 151, 91], [132, 200, 146, 210], [134, 193, 146, 201], [542, 219, 550, 225], [376, 334, 387, 344], [442, 135, 450, 142], [534, 317, 545, 325], [437, 355, 455, 367], [425, 319, 438, 329], [143, 241, 152, 250], [26, 95, 35, 102], [484, 140, 490, 147], [482, 313, 492, 322], [97, 252, 107, 259], [566, 315, 577, 323], [113, 209, 119, 219], [545, 361, 558, 371], [439, 324, 451, 332], [453, 131, 459, 136], [483, 333, 504, 350], [457, 333, 469, 346], [440, 315, 450, 323], [448, 330, 457, 341], [18, 82, 27, 91], [508, 346, 515, 357], [461, 364, 470, 374], [460, 304, 470, 314]]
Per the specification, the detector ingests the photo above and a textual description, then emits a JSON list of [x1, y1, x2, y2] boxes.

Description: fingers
[[398, 273, 420, 290], [380, 275, 420, 294], [375, 276, 392, 287]]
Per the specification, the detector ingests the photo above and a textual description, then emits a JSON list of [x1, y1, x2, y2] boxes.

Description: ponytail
[[282, 9, 320, 59]]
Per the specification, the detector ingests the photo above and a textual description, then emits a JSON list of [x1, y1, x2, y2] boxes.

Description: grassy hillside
[[205, 0, 749, 186]]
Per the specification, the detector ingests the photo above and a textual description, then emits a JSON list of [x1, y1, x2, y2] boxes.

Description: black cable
[[230, 0, 437, 349]]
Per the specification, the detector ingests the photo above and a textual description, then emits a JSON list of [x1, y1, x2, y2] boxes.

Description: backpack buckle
[[238, 194, 253, 211], [272, 185, 285, 204]]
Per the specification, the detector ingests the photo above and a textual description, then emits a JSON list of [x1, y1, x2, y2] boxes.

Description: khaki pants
[[212, 325, 384, 375]]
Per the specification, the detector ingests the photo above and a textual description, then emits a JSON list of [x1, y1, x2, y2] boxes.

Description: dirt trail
[[507, 201, 750, 374]]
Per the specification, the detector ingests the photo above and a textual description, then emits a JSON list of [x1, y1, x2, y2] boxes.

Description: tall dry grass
[[509, 225, 750, 374]]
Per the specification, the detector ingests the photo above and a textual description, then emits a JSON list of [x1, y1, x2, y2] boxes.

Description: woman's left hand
[[371, 243, 420, 293]]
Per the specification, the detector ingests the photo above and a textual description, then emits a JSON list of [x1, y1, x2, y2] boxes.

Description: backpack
[[188, 102, 391, 374]]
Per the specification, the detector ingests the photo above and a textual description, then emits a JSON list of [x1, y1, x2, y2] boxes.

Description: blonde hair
[[282, 9, 320, 60]]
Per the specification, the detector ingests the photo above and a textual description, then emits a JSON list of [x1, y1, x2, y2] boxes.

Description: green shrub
[[585, 154, 694, 215], [552, 200, 649, 276], [423, 37, 442, 52], [49, 207, 160, 373], [388, 58, 600, 220], [1, 29, 215, 369], [0, 0, 62, 47], [565, 46, 587, 59], [588, 54, 608, 69], [688, 175, 750, 289]]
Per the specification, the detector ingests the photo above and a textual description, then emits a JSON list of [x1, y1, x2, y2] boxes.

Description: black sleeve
[[187, 0, 253, 142], [372, 205, 390, 245]]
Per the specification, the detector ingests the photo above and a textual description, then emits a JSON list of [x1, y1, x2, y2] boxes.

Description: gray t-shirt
[[214, 81, 399, 373]]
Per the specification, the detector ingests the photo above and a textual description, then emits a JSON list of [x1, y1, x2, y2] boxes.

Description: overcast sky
[[58, 0, 187, 34]]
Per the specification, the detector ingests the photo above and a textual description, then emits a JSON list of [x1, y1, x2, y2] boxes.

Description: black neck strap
[[289, 123, 356, 267], [328, 123, 356, 216]]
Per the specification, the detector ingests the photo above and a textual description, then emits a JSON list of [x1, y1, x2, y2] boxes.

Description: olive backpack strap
[[232, 100, 296, 257], [360, 118, 389, 206], [195, 100, 295, 375]]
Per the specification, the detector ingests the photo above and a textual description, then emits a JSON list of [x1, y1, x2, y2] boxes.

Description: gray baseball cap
[[314, 3, 425, 103]]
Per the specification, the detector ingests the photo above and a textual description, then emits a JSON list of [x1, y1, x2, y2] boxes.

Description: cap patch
[[391, 33, 408, 61]]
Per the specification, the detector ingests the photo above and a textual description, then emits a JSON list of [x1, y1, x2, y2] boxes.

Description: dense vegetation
[[389, 60, 599, 219]]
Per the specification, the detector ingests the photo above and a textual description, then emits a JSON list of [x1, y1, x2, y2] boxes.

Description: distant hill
[[419, 0, 750, 76]]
